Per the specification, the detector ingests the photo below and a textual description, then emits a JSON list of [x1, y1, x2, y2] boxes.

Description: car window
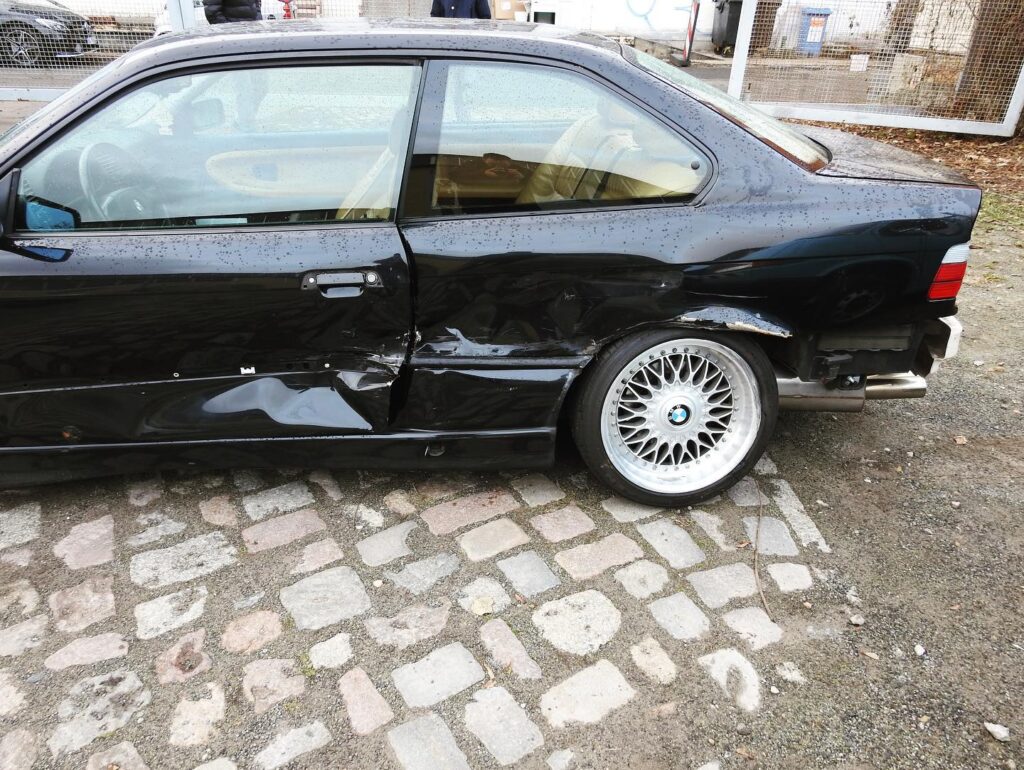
[[16, 64, 421, 232], [629, 50, 829, 169], [424, 62, 711, 216]]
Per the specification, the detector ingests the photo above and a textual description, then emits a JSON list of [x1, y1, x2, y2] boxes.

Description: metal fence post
[[727, 0, 758, 99], [169, 0, 199, 31]]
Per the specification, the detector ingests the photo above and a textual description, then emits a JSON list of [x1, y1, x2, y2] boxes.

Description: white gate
[[727, 0, 1024, 137]]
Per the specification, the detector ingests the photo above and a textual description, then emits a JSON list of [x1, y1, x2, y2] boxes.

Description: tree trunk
[[953, 0, 1024, 125]]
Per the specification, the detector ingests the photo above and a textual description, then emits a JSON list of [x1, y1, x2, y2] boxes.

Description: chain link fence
[[729, 0, 1024, 135]]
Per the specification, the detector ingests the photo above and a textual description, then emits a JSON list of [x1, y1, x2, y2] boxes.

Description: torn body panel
[[0, 226, 412, 447]]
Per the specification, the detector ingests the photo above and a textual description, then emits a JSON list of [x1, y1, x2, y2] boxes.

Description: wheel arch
[[558, 308, 794, 432]]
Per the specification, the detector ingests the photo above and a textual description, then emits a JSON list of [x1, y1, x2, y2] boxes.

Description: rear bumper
[[779, 315, 960, 412]]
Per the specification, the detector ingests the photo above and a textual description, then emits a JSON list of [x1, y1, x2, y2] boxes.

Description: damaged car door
[[0, 62, 420, 447]]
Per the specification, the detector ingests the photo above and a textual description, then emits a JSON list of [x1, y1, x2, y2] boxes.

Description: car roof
[[126, 18, 623, 72]]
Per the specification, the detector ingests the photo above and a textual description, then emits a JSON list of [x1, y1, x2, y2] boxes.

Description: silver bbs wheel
[[600, 338, 762, 495]]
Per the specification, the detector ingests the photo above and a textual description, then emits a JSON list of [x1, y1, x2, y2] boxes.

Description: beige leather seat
[[517, 112, 703, 206]]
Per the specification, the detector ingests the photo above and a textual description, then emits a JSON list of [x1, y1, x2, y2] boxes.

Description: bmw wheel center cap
[[668, 404, 691, 427]]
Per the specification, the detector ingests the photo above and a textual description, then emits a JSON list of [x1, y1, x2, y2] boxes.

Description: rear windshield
[[629, 50, 829, 170]]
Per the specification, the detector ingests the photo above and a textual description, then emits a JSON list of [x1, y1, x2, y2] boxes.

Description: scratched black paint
[[0, 19, 981, 484]]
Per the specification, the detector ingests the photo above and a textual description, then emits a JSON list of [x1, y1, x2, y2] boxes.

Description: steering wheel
[[78, 142, 168, 224]]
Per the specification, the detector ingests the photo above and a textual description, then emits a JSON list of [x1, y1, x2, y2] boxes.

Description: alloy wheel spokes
[[614, 351, 735, 467]]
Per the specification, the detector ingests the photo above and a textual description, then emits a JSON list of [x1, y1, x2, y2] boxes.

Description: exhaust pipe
[[777, 369, 927, 412]]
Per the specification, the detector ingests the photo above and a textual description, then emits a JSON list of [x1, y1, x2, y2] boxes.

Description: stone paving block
[[169, 682, 225, 747], [648, 592, 710, 641], [770, 479, 832, 553], [242, 510, 325, 553], [464, 686, 544, 765], [391, 642, 484, 708], [690, 510, 737, 552], [195, 759, 237, 770], [497, 550, 561, 598], [365, 601, 450, 650], [511, 474, 565, 507], [232, 468, 263, 492], [291, 538, 343, 574], [533, 590, 621, 655], [0, 669, 26, 715], [254, 722, 332, 770], [53, 515, 113, 569], [547, 749, 574, 770], [242, 659, 305, 714], [420, 490, 520, 536], [480, 618, 542, 679], [0, 503, 41, 551], [338, 667, 394, 735], [199, 496, 239, 528], [686, 563, 758, 609], [600, 497, 663, 523], [126, 512, 185, 548], [457, 577, 512, 616], [85, 741, 149, 770], [630, 636, 677, 684], [554, 533, 643, 580], [387, 713, 471, 770], [47, 669, 151, 757], [742, 517, 799, 557], [309, 469, 343, 501], [220, 610, 282, 654], [636, 518, 706, 569], [0, 729, 37, 770], [540, 659, 636, 728], [754, 454, 778, 475], [155, 629, 211, 683], [128, 477, 163, 507], [1, 579, 38, 615], [767, 562, 814, 593], [242, 481, 315, 521], [279, 567, 370, 630], [135, 586, 208, 640], [614, 560, 670, 599], [384, 490, 418, 516], [309, 632, 352, 670], [457, 518, 530, 562], [49, 576, 115, 633], [0, 547, 32, 567], [722, 607, 783, 650], [0, 614, 47, 657], [726, 477, 768, 507], [342, 503, 386, 528], [530, 504, 595, 543], [44, 633, 128, 671], [357, 521, 418, 567], [698, 648, 760, 712], [386, 553, 460, 595], [129, 533, 237, 589]]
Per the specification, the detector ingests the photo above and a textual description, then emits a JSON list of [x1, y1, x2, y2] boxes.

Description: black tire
[[572, 329, 778, 507]]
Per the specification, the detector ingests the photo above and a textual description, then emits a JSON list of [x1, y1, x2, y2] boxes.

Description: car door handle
[[300, 270, 381, 298]]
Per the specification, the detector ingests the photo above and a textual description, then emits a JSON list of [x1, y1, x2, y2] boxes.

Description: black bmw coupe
[[0, 19, 978, 505]]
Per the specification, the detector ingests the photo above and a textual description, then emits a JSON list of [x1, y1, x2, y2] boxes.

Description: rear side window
[[413, 61, 711, 217], [16, 64, 420, 232]]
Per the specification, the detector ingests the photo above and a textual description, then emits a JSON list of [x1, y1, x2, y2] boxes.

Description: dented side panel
[[0, 226, 411, 447]]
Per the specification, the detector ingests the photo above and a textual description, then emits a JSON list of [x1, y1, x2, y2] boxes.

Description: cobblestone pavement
[[0, 457, 852, 770]]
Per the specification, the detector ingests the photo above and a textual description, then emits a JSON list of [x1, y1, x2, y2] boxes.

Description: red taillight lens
[[934, 262, 967, 284], [928, 244, 969, 301]]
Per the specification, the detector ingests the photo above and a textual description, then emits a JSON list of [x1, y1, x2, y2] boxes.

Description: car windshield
[[629, 50, 829, 170]]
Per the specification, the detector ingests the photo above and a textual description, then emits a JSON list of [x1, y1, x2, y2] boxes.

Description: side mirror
[[24, 198, 78, 231], [188, 97, 225, 133]]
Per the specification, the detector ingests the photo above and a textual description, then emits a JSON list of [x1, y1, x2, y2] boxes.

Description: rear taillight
[[928, 243, 969, 301]]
